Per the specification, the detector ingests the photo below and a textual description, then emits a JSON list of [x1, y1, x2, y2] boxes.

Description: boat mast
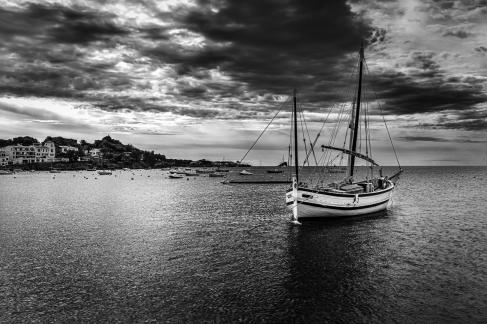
[[293, 89, 299, 185], [348, 43, 364, 178]]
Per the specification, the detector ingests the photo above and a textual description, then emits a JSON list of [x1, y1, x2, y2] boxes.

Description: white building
[[43, 141, 56, 161], [0, 148, 9, 166], [59, 145, 78, 153], [1, 141, 56, 165], [3, 145, 36, 164], [89, 148, 102, 158]]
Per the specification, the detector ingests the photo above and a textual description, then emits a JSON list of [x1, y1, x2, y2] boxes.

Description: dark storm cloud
[[145, 1, 486, 123], [145, 0, 376, 94], [0, 3, 127, 44], [0, 0, 486, 126], [398, 136, 487, 143], [372, 75, 483, 113], [403, 51, 441, 77], [93, 97, 169, 112], [413, 107, 487, 131], [0, 3, 135, 103], [417, 0, 487, 23], [366, 52, 487, 117], [398, 136, 449, 142], [443, 30, 471, 38], [0, 59, 134, 100], [0, 102, 63, 121], [419, 119, 487, 131]]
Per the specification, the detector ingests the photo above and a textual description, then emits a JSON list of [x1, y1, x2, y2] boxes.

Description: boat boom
[[320, 145, 379, 166]]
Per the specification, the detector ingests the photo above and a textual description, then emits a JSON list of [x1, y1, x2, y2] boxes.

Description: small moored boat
[[209, 172, 226, 177], [267, 169, 283, 174]]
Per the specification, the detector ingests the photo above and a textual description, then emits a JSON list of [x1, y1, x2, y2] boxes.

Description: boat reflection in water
[[284, 213, 394, 322]]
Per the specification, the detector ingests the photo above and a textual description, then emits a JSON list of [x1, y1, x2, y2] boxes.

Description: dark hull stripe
[[286, 199, 389, 210], [286, 184, 393, 197]]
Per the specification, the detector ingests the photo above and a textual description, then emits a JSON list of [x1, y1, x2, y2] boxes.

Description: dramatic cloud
[[0, 0, 486, 164], [398, 136, 487, 143], [0, 3, 128, 43]]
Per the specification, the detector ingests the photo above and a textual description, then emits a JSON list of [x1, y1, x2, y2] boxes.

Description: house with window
[[89, 148, 102, 158], [59, 145, 78, 154], [0, 148, 9, 166], [1, 141, 57, 165]]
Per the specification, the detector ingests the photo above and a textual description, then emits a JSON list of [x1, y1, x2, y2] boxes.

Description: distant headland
[[0, 135, 248, 170]]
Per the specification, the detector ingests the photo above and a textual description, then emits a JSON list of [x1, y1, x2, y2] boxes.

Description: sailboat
[[286, 44, 402, 221]]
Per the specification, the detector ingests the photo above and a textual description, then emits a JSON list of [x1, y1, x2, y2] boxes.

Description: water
[[0, 167, 486, 322]]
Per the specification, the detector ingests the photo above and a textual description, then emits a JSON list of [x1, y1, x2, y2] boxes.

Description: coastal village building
[[0, 149, 9, 166], [1, 141, 56, 165], [3, 145, 36, 164], [59, 145, 78, 153], [42, 141, 56, 161], [89, 148, 102, 158]]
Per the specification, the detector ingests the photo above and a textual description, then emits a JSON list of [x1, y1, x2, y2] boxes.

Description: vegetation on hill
[[0, 135, 245, 169], [0, 136, 39, 147], [43, 136, 78, 147]]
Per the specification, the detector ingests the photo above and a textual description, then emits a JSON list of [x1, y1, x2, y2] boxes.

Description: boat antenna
[[348, 42, 364, 178], [293, 89, 299, 185]]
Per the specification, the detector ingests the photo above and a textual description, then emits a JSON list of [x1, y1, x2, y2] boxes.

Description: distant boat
[[86, 168, 97, 171], [97, 170, 112, 175], [0, 170, 13, 175], [169, 168, 186, 174], [196, 169, 214, 174], [49, 169, 61, 173], [169, 173, 184, 179], [216, 167, 230, 172], [184, 170, 199, 176], [267, 169, 283, 174], [326, 166, 347, 173], [209, 172, 226, 178], [239, 170, 253, 175]]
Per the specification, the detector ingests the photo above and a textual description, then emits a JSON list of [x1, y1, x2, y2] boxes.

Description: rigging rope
[[239, 97, 291, 164], [299, 103, 318, 166], [298, 108, 310, 166], [364, 60, 402, 170]]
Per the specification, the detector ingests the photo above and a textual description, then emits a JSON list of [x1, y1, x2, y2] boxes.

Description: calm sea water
[[1, 167, 486, 323]]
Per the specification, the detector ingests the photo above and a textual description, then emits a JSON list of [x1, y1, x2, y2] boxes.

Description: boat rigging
[[239, 43, 403, 221]]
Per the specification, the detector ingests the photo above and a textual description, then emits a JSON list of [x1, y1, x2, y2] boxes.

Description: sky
[[0, 0, 486, 165]]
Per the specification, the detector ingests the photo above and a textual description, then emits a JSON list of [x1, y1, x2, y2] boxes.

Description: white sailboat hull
[[286, 181, 394, 219]]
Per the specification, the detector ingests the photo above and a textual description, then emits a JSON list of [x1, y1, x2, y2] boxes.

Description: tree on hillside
[[0, 137, 39, 147], [94, 136, 126, 152], [0, 139, 12, 147], [43, 136, 78, 147]]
